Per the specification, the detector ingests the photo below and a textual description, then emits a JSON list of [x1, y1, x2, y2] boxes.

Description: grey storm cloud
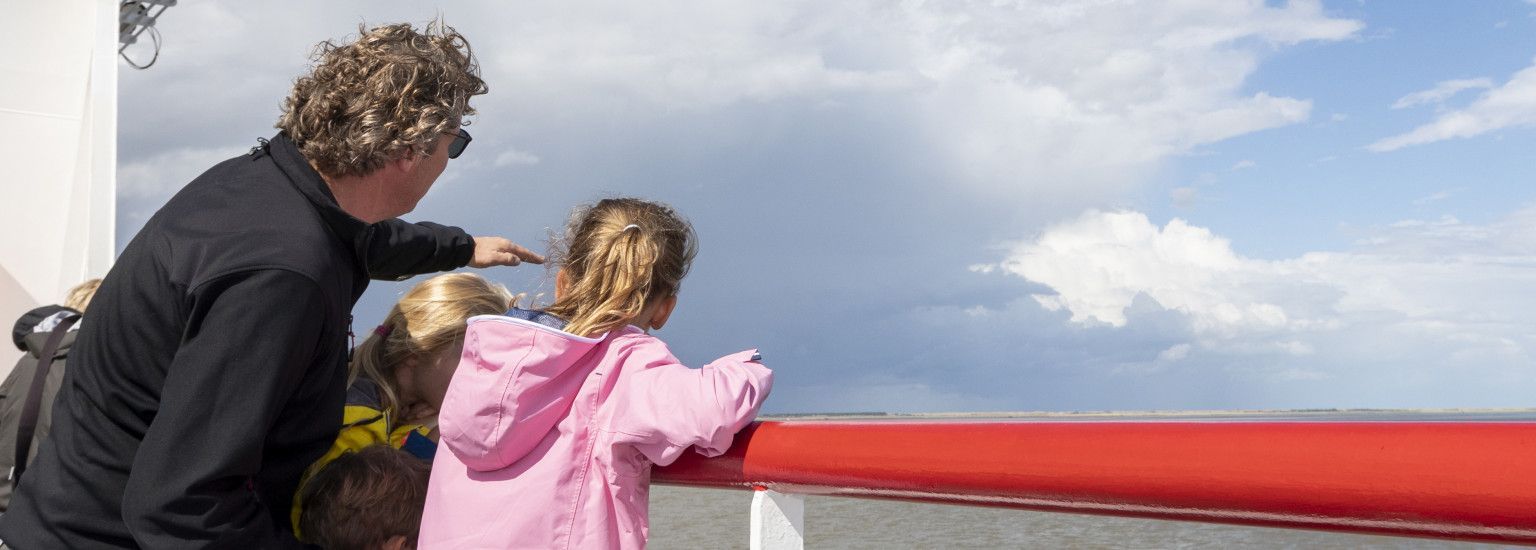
[[113, 1, 1498, 414]]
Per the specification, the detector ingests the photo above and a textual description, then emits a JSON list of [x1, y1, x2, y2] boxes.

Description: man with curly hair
[[0, 22, 534, 549]]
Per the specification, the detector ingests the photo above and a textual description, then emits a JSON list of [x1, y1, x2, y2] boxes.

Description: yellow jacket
[[290, 378, 433, 533]]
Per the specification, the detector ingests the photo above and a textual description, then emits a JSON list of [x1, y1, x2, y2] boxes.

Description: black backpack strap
[[10, 313, 79, 488]]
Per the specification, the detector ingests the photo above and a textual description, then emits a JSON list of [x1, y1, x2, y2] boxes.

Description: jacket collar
[[265, 133, 372, 265]]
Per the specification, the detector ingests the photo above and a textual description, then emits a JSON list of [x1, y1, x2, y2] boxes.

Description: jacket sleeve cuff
[[448, 228, 476, 269]]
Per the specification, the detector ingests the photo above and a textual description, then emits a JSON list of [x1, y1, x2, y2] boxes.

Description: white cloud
[[1156, 343, 1192, 363], [493, 149, 541, 167], [465, 0, 1358, 198], [1231, 159, 1256, 170], [1390, 78, 1494, 109], [1169, 186, 1200, 208], [480, 3, 917, 110], [1276, 367, 1330, 381], [1370, 58, 1536, 151], [984, 208, 1536, 366], [1411, 189, 1457, 206], [994, 210, 1288, 332]]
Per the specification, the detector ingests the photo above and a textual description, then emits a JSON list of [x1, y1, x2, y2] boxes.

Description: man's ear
[[648, 294, 678, 330], [391, 149, 422, 175]]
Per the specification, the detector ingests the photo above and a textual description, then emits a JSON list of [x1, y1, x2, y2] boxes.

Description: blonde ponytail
[[545, 198, 697, 338]]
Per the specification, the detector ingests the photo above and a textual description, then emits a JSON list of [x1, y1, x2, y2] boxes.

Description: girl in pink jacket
[[420, 197, 773, 549]]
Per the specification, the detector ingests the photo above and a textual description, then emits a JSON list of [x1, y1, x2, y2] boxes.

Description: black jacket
[[0, 134, 475, 549], [0, 305, 82, 512]]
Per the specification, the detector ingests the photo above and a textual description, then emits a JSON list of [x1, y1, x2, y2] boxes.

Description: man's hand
[[470, 236, 546, 268]]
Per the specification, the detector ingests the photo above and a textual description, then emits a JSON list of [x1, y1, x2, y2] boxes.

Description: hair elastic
[[622, 224, 641, 232], [373, 324, 394, 337]]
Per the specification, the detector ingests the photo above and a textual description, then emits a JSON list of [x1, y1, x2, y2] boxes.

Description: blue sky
[[116, 1, 1536, 413], [1153, 2, 1536, 258]]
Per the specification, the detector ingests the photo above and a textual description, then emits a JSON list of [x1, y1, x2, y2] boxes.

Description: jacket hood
[[437, 314, 608, 472], [12, 305, 80, 356]]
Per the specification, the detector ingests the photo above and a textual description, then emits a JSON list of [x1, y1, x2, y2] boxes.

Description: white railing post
[[749, 487, 804, 550]]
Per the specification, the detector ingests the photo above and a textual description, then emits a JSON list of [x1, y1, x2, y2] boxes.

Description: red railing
[[653, 421, 1536, 545]]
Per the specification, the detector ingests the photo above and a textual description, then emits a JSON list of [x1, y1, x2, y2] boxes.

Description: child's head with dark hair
[[299, 445, 431, 550]]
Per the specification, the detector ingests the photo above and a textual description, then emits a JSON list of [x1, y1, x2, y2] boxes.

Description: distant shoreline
[[760, 407, 1536, 421]]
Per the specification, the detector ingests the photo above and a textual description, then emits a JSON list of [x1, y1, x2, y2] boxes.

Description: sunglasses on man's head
[[444, 129, 472, 159]]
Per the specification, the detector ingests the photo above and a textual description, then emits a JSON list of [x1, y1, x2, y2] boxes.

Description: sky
[[115, 1, 1536, 413]]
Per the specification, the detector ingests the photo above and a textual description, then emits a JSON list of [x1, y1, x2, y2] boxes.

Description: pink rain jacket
[[420, 313, 773, 549]]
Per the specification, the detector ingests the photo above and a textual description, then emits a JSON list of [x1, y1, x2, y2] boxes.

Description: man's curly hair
[[277, 21, 488, 178]]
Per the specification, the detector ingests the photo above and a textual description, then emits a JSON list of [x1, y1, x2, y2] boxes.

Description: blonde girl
[[420, 197, 773, 549], [292, 272, 514, 532]]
